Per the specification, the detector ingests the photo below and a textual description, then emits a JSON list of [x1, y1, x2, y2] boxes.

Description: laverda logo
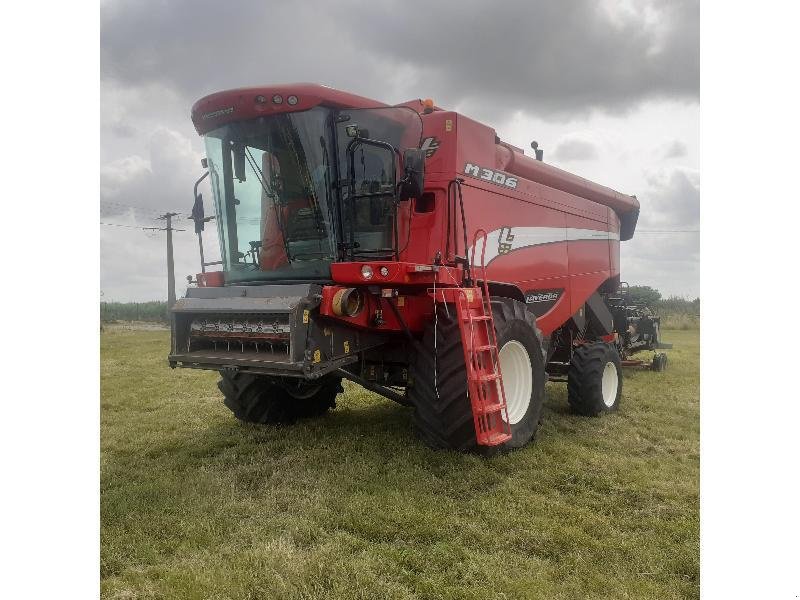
[[463, 163, 518, 189], [202, 106, 234, 120], [526, 291, 561, 303]]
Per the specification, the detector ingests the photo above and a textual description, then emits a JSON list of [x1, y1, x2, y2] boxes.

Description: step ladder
[[437, 229, 512, 446]]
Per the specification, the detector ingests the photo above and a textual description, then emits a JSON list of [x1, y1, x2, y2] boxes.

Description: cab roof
[[191, 83, 389, 135]]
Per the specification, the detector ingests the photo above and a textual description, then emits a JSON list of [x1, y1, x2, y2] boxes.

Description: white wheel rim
[[601, 361, 619, 407], [497, 340, 533, 425]]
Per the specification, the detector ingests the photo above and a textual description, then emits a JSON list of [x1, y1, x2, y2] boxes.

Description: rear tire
[[218, 372, 341, 424], [567, 342, 622, 416], [408, 297, 546, 452]]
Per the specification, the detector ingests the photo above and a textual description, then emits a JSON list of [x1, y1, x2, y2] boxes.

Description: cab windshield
[[203, 105, 422, 281], [204, 107, 336, 282]]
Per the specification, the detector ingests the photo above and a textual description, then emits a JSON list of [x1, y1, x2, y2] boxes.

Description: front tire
[[218, 372, 341, 424], [408, 297, 546, 452], [567, 342, 622, 416]]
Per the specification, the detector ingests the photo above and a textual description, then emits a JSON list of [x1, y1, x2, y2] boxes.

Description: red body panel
[[391, 111, 629, 336], [193, 84, 639, 338]]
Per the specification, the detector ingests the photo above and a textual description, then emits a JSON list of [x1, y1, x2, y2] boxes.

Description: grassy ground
[[101, 329, 699, 600]]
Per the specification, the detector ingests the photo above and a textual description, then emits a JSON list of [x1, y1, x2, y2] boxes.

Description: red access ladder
[[437, 229, 512, 446]]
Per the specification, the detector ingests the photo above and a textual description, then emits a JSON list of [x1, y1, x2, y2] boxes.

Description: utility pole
[[145, 213, 184, 314], [163, 212, 178, 308]]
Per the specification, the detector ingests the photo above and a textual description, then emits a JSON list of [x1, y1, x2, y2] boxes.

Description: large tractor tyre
[[408, 297, 546, 452], [218, 372, 341, 424], [567, 342, 623, 416]]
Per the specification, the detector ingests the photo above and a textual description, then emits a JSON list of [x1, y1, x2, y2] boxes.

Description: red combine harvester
[[169, 83, 670, 452]]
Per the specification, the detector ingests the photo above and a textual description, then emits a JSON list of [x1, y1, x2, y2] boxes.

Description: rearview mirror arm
[[190, 170, 210, 272]]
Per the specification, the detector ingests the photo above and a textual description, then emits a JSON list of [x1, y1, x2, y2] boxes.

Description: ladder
[[437, 229, 512, 446]]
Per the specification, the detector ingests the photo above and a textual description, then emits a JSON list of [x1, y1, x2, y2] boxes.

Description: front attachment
[[169, 283, 384, 380]]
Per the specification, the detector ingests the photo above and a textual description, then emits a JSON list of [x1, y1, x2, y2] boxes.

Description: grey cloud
[[100, 127, 203, 220], [358, 0, 699, 120], [659, 139, 688, 159], [639, 167, 700, 230], [101, 1, 387, 108], [100, 0, 699, 300], [621, 166, 699, 297], [101, 220, 211, 301], [553, 136, 600, 161], [102, 0, 699, 120], [622, 247, 699, 298]]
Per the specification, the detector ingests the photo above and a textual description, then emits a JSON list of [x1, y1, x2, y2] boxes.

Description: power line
[[100, 200, 184, 219], [636, 230, 699, 233], [100, 221, 185, 232], [102, 213, 185, 312], [100, 222, 152, 230], [101, 200, 163, 215]]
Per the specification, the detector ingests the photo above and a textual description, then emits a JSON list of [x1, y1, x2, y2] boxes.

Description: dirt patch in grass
[[101, 328, 699, 599]]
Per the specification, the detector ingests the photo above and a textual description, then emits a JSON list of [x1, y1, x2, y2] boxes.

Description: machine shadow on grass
[[134, 378, 622, 490]]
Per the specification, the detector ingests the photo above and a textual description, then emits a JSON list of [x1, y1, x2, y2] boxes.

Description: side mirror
[[399, 148, 425, 201], [191, 193, 205, 233], [191, 170, 210, 233]]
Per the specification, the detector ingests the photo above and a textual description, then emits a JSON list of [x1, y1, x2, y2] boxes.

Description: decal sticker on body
[[523, 288, 564, 316], [471, 226, 620, 266], [201, 106, 234, 120], [420, 137, 441, 158], [526, 290, 561, 303], [462, 163, 519, 189]]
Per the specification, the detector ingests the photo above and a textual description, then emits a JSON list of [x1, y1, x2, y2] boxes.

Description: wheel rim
[[497, 340, 533, 425], [601, 361, 619, 407]]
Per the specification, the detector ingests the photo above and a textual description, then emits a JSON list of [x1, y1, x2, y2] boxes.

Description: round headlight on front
[[361, 265, 373, 280], [287, 95, 299, 106]]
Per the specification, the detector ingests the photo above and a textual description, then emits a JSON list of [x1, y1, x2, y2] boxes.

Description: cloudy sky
[[100, 0, 699, 301]]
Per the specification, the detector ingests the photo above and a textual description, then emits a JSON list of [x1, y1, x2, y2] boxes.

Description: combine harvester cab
[[168, 83, 669, 452]]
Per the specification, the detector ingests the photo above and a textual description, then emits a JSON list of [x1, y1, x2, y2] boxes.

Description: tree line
[[623, 286, 700, 316], [100, 301, 171, 323]]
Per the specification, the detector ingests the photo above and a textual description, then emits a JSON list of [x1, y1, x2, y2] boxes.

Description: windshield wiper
[[319, 135, 335, 240], [243, 146, 294, 262]]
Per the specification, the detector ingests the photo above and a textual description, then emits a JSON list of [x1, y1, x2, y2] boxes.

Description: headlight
[[360, 265, 373, 280]]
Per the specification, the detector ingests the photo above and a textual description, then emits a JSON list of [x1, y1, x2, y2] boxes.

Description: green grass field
[[101, 328, 699, 599]]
